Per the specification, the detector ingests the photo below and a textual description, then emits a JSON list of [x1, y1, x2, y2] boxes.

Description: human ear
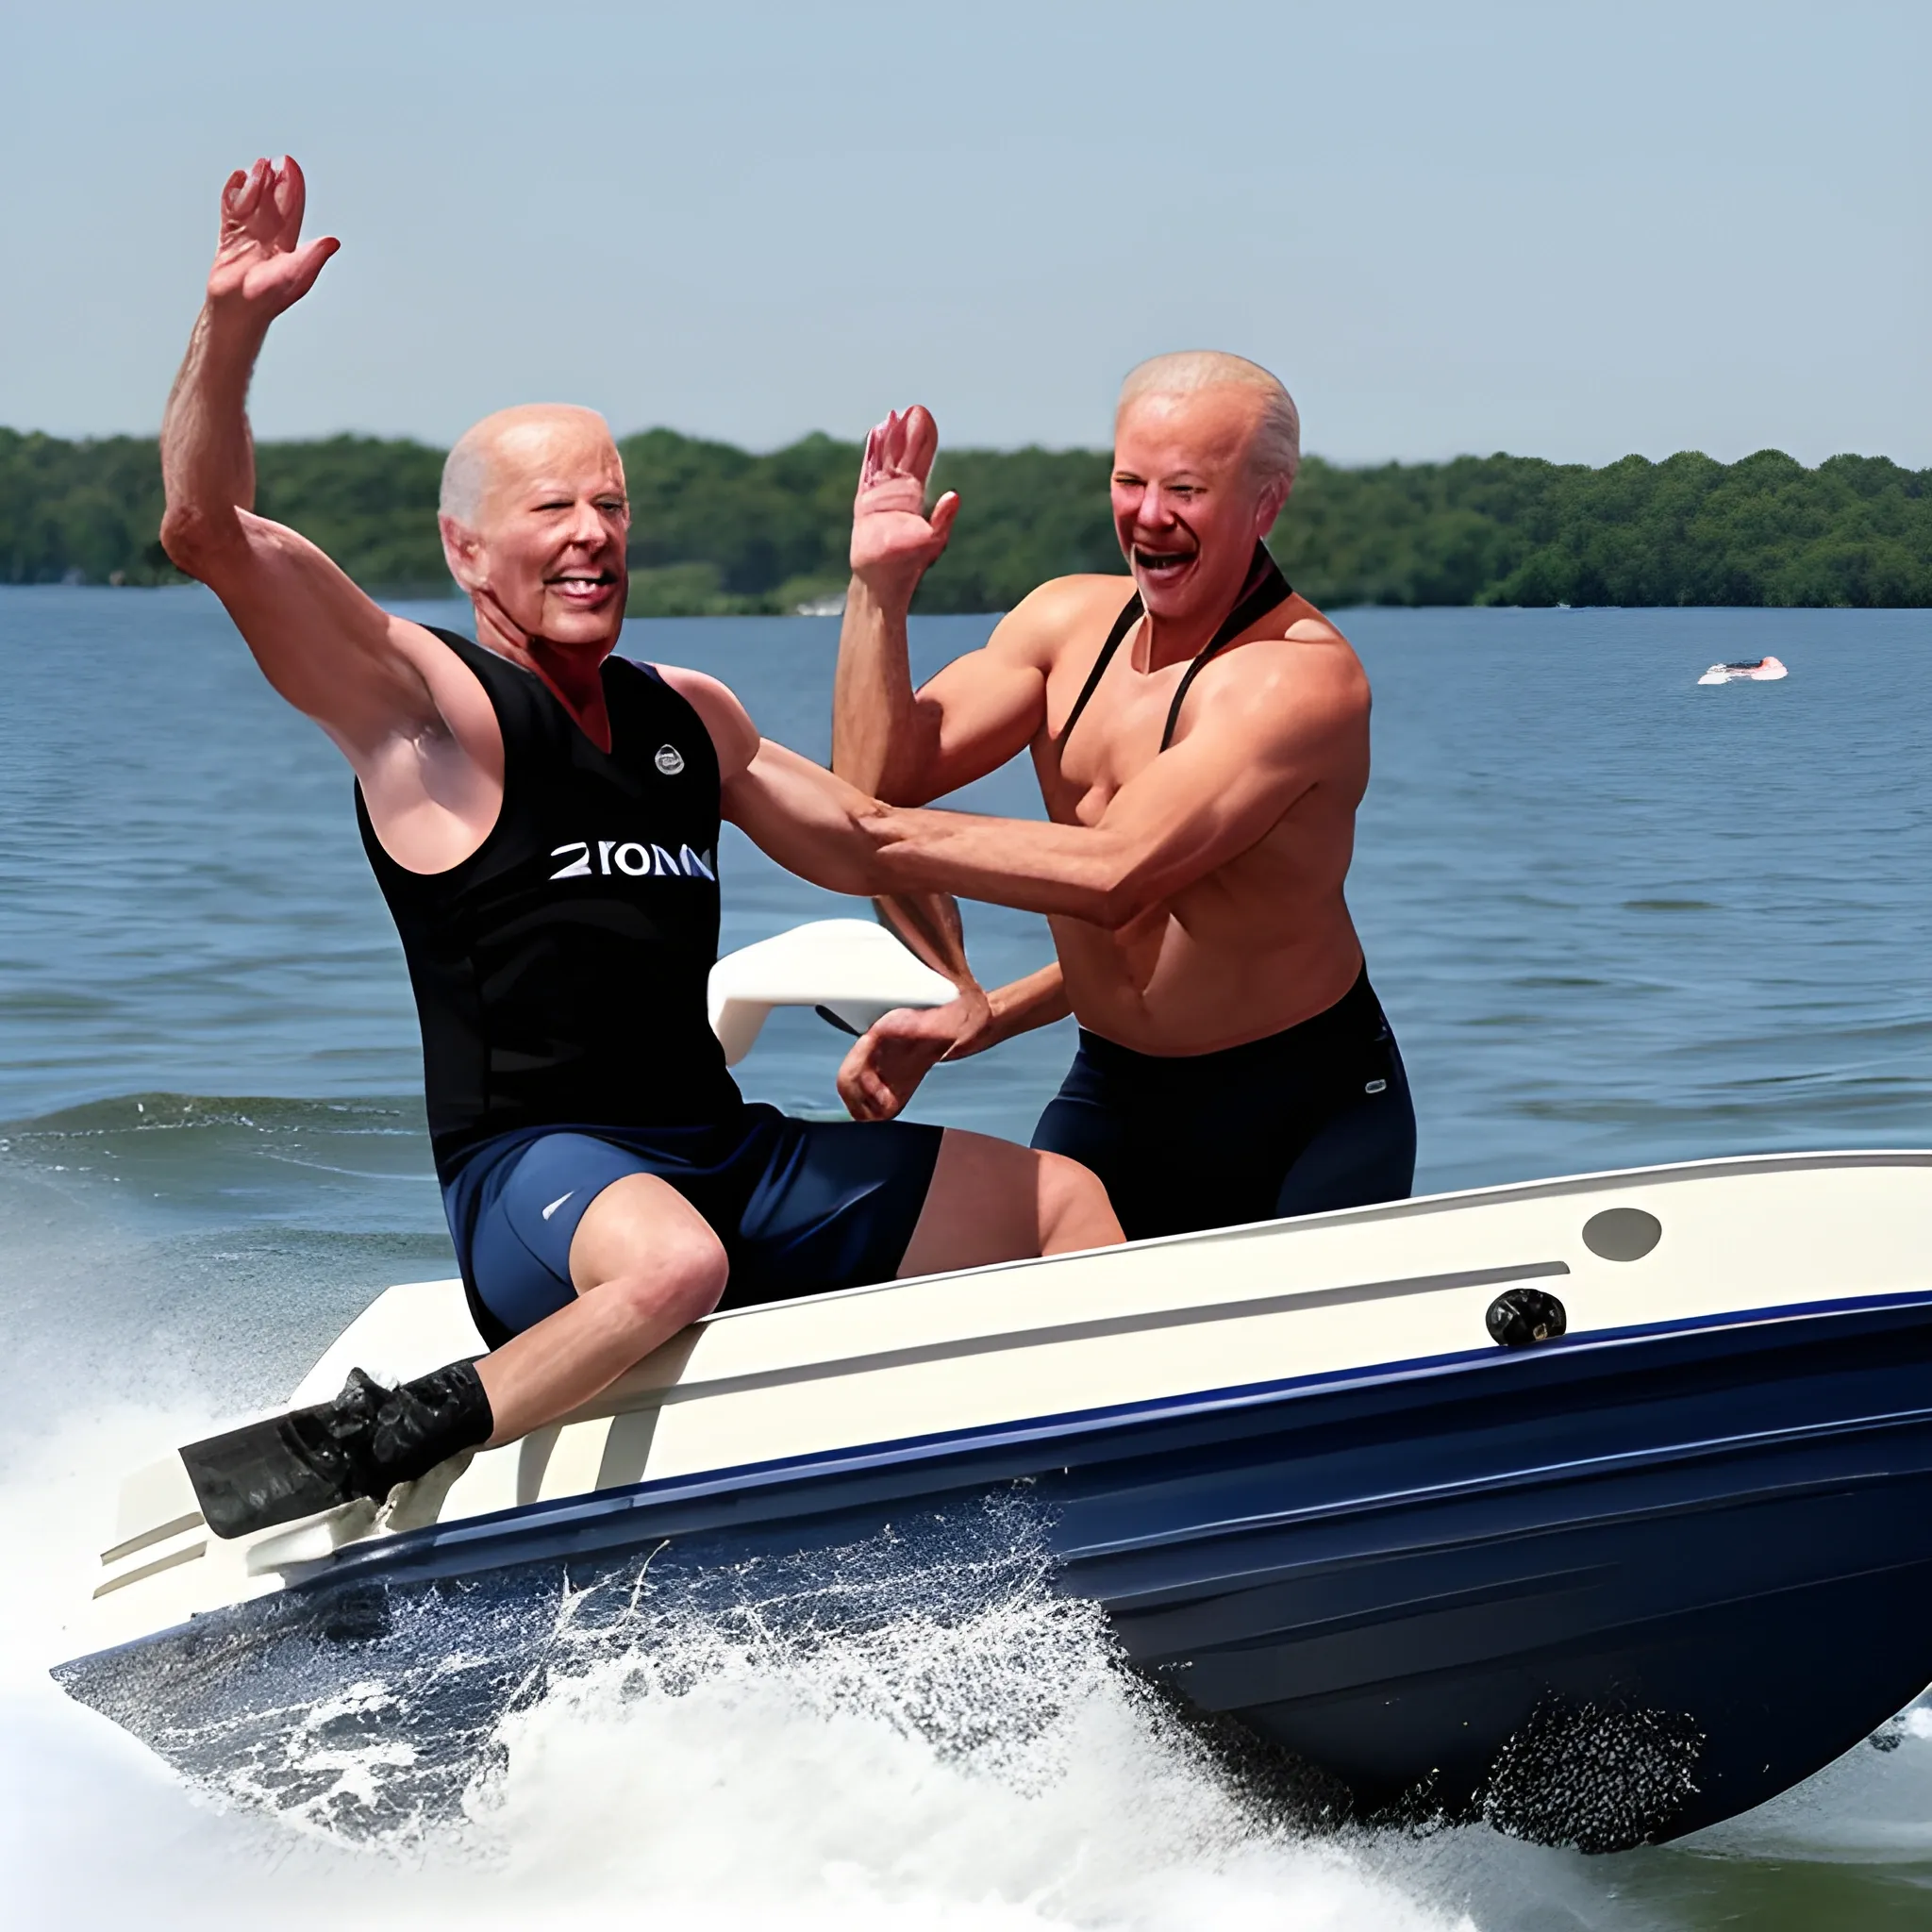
[[440, 514, 485, 591], [1255, 478, 1289, 539]]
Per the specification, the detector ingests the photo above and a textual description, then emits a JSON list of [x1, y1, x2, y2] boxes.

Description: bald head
[[440, 404, 619, 529], [436, 403, 630, 658], [1118, 352, 1300, 491]]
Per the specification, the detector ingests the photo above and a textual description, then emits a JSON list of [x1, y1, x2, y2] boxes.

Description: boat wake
[[15, 1395, 1932, 1930], [17, 1415, 1474, 1930], [69, 1493, 1166, 1845]]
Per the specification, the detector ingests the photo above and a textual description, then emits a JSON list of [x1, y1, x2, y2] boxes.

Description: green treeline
[[4, 425, 1928, 610]]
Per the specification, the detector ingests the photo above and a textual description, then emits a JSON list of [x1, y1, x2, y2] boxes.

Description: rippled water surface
[[5, 586, 1932, 1928]]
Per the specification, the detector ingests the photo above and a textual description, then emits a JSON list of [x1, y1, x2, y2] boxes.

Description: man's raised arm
[[831, 407, 1052, 805], [829, 408, 1063, 1111], [159, 158, 442, 762]]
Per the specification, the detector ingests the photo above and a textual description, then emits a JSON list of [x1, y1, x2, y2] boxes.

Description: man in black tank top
[[155, 157, 1122, 1541], [830, 358, 1416, 1241]]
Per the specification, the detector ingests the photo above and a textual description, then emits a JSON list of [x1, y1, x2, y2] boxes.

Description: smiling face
[[440, 407, 629, 660], [1111, 387, 1288, 625]]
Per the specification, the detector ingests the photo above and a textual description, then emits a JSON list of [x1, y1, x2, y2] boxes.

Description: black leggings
[[1031, 970, 1416, 1241]]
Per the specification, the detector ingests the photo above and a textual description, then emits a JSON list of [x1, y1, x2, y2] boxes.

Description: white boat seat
[[706, 918, 957, 1065]]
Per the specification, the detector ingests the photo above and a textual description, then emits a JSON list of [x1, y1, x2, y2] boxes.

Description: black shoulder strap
[[1057, 587, 1143, 748], [1158, 544, 1292, 751], [425, 623, 558, 748], [425, 625, 524, 703]]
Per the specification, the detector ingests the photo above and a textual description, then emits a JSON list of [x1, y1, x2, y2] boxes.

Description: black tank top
[[357, 627, 742, 1174]]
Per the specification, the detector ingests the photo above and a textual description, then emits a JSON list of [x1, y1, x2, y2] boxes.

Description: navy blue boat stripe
[[1061, 1400, 1932, 1565]]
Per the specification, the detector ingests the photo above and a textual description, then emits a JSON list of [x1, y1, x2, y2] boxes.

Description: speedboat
[[54, 925, 1932, 1851], [1697, 656, 1789, 685]]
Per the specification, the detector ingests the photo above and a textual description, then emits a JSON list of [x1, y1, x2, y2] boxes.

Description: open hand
[[208, 157, 339, 323], [836, 991, 991, 1122], [850, 407, 959, 604]]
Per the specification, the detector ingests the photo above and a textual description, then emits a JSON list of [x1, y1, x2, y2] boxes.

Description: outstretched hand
[[208, 157, 339, 324], [850, 406, 959, 605], [836, 991, 990, 1122]]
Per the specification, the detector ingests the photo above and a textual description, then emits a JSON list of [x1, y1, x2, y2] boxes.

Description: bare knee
[[1037, 1151, 1124, 1252], [573, 1182, 729, 1341], [616, 1226, 727, 1324], [570, 1174, 729, 1324]]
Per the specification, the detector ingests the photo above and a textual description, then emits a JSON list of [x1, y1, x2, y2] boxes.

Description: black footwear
[[181, 1361, 494, 1540]]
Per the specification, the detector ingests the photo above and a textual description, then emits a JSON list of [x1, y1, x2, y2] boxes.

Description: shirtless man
[[163, 158, 1120, 1539], [831, 356, 1416, 1240]]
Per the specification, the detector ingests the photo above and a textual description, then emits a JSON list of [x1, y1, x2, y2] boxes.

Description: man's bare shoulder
[[1196, 608, 1370, 747], [1282, 594, 1353, 650], [387, 610, 462, 664], [1275, 599, 1367, 699], [991, 574, 1138, 664]]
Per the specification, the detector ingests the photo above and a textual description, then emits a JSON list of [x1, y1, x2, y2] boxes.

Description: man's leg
[[480, 1133, 1120, 1433], [182, 1165, 733, 1540], [896, 1128, 1123, 1277], [182, 1130, 1115, 1540], [475, 1173, 728, 1444]]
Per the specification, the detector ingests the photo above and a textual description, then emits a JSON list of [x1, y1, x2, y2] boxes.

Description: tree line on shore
[[3, 424, 1927, 610]]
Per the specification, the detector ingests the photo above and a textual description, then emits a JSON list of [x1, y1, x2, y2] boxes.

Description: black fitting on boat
[[1486, 1288, 1568, 1348]]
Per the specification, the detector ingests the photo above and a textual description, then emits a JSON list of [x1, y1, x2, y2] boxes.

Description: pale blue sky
[[1, 1, 1924, 464]]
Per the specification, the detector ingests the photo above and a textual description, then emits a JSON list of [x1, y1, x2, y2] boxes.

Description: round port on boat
[[1582, 1207, 1662, 1261], [1487, 1288, 1568, 1347]]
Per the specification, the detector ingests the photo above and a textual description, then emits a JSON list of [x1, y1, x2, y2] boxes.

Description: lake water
[[4, 586, 1932, 1928]]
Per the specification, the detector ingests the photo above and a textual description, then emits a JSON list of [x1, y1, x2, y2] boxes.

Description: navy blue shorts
[[1031, 969, 1416, 1242], [441, 1104, 944, 1346]]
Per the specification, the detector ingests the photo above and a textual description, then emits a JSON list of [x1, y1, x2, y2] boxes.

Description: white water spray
[[1, 1408, 1493, 1932]]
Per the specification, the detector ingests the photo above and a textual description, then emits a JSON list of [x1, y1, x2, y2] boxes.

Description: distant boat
[[1698, 657, 1787, 687]]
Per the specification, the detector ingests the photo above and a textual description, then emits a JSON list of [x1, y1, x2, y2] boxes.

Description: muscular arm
[[834, 575, 1058, 1062], [724, 724, 1012, 1117], [967, 960, 1074, 1053], [662, 644, 1366, 1111], [828, 408, 1068, 1079], [162, 315, 440, 758], [833, 407, 1052, 806], [659, 665, 983, 1000], [832, 579, 1053, 806], [865, 642, 1369, 927], [834, 575, 1057, 1066], [160, 158, 449, 767]]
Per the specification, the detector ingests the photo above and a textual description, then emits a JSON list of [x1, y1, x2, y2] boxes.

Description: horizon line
[[1, 423, 1924, 477]]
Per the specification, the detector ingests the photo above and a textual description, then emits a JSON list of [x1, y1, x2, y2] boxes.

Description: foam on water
[[2, 1410, 1500, 1932], [20, 1392, 1929, 1932]]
